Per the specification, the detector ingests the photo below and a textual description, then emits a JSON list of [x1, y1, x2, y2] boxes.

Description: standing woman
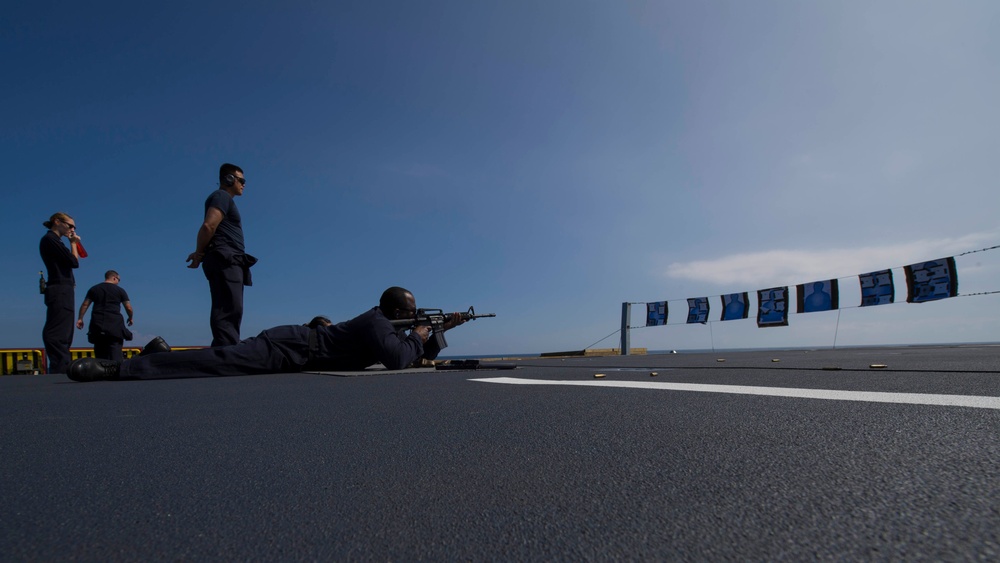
[[40, 212, 82, 374]]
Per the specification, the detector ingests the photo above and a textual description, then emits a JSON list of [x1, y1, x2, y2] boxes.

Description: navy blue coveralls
[[84, 282, 133, 362], [40, 231, 79, 374], [202, 189, 256, 347], [120, 308, 440, 379]]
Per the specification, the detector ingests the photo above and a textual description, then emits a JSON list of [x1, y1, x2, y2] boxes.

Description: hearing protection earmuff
[[222, 174, 236, 187]]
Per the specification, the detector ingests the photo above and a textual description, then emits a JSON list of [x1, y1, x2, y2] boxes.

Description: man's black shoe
[[139, 336, 171, 356], [67, 358, 121, 382]]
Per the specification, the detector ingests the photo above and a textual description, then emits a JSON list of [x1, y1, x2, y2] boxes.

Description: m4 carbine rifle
[[390, 306, 496, 350]]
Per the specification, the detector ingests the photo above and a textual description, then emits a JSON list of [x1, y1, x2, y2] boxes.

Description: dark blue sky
[[3, 1, 998, 353]]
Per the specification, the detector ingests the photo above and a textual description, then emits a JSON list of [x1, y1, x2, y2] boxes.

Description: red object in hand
[[74, 241, 88, 258]]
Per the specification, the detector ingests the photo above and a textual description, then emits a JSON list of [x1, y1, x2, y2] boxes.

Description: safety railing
[[0, 349, 46, 375], [1, 347, 207, 375]]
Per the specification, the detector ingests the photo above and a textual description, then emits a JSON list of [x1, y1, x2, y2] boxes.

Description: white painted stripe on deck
[[468, 377, 1000, 410]]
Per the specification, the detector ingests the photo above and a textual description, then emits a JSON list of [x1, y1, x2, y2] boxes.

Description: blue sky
[[3, 1, 998, 356]]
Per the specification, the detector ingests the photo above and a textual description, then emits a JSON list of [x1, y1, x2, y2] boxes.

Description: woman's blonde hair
[[43, 212, 72, 229]]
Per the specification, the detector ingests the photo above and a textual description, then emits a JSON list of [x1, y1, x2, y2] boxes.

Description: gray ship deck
[[3, 344, 1000, 560]]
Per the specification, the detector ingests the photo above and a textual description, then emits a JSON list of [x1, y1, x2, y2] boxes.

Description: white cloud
[[665, 232, 999, 287]]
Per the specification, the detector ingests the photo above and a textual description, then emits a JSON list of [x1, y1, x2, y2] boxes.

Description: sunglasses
[[235, 177, 246, 185], [61, 219, 77, 230]]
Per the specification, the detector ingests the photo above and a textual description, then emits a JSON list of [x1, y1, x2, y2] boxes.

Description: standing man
[[76, 270, 134, 362], [40, 212, 82, 374], [185, 163, 257, 347]]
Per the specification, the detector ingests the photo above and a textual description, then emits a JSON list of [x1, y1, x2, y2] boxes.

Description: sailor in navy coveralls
[[77, 270, 134, 362], [39, 212, 81, 374], [185, 163, 257, 347]]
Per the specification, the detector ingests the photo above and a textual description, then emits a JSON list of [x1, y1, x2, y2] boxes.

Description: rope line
[[630, 284, 1000, 330], [631, 242, 1000, 328], [584, 329, 621, 350], [602, 244, 1000, 349], [628, 284, 1000, 330], [957, 244, 1000, 257], [959, 290, 1000, 297]]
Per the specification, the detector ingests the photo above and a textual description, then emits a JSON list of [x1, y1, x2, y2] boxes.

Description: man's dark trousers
[[121, 325, 310, 379], [202, 251, 244, 347], [92, 335, 124, 362]]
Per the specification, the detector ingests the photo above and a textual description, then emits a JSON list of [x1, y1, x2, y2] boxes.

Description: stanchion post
[[620, 302, 631, 356]]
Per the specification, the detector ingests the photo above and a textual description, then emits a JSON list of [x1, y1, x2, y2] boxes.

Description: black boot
[[67, 358, 121, 382], [139, 336, 172, 356]]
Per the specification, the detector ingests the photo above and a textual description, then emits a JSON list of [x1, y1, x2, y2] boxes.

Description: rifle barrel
[[389, 310, 496, 327]]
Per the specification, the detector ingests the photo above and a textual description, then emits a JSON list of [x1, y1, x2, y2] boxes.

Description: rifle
[[389, 306, 496, 350]]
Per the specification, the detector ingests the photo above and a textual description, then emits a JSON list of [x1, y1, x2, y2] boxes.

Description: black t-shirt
[[85, 282, 130, 338], [39, 231, 78, 284], [205, 189, 244, 252]]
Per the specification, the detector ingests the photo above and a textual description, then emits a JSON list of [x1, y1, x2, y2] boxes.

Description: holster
[[207, 245, 259, 286]]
